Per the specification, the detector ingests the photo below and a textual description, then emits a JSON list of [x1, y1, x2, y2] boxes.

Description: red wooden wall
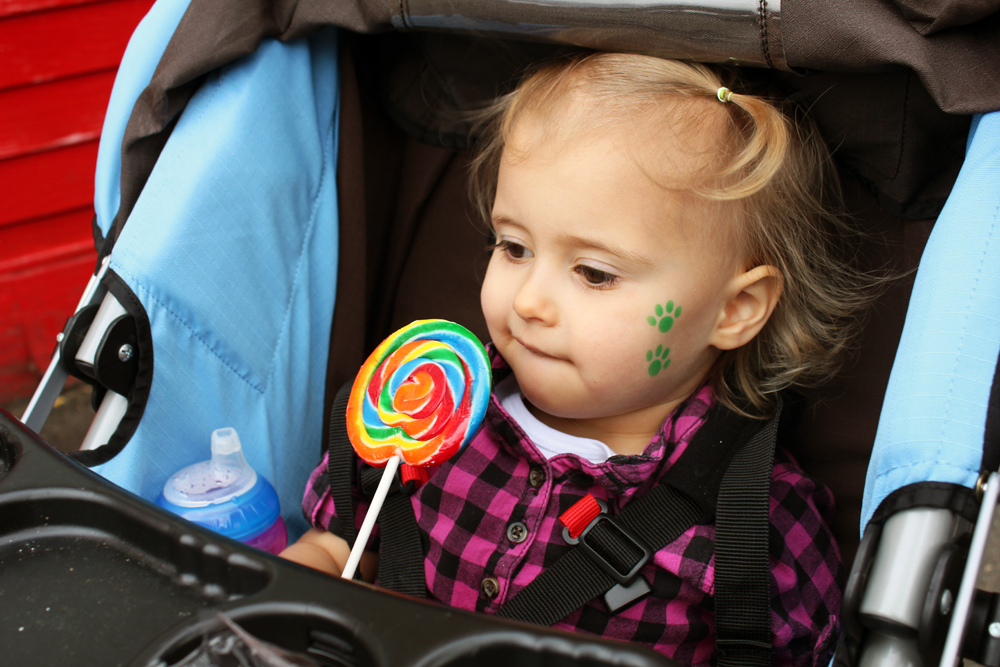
[[0, 0, 155, 404]]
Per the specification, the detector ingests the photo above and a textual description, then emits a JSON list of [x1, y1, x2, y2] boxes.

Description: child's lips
[[515, 337, 559, 359]]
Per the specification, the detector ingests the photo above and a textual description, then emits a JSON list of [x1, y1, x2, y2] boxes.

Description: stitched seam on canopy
[[399, 0, 411, 29], [757, 0, 775, 70], [873, 461, 980, 482], [116, 266, 266, 394], [264, 100, 335, 389], [941, 203, 998, 447], [888, 75, 910, 182]]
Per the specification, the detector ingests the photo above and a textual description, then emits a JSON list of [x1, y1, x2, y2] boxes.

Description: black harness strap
[[496, 401, 774, 633], [326, 389, 778, 657], [714, 405, 779, 667], [327, 382, 356, 544], [358, 467, 428, 597], [496, 483, 703, 626], [327, 381, 427, 595]]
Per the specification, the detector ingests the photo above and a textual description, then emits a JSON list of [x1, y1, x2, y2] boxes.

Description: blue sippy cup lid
[[162, 427, 257, 506], [157, 428, 280, 542]]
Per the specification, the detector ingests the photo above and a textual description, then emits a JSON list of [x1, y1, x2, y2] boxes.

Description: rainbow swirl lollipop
[[346, 320, 491, 468]]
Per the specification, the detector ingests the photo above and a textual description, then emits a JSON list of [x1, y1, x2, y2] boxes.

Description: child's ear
[[710, 265, 783, 351]]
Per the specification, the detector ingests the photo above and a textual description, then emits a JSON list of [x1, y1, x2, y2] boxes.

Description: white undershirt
[[495, 374, 616, 463]]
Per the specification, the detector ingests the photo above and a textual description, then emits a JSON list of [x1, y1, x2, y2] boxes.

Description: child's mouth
[[516, 338, 556, 359]]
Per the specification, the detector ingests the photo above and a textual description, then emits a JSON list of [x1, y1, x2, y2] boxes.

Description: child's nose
[[513, 270, 557, 324]]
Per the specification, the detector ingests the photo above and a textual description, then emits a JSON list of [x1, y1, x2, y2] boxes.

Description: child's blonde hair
[[470, 52, 875, 417]]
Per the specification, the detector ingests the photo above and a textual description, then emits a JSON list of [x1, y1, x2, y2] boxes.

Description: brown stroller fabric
[[98, 0, 1000, 568], [104, 0, 998, 247]]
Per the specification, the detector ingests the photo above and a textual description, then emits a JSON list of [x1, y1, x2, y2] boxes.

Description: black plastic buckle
[[562, 499, 653, 612]]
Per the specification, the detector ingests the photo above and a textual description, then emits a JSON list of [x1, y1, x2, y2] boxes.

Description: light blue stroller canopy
[[842, 110, 1000, 667], [864, 111, 1000, 528], [90, 0, 341, 539]]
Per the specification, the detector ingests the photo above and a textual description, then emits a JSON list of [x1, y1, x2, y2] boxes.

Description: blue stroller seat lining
[[92, 22, 341, 541], [863, 111, 1000, 531], [94, 0, 193, 239]]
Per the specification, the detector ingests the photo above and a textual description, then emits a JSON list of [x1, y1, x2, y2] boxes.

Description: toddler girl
[[282, 53, 870, 666]]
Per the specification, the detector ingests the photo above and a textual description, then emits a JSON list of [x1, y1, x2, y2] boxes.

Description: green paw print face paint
[[644, 300, 681, 378], [647, 300, 682, 333], [646, 345, 671, 377]]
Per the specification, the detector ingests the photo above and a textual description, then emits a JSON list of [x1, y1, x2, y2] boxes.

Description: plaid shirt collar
[[484, 344, 714, 500]]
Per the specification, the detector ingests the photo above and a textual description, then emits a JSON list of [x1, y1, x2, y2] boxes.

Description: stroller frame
[[8, 0, 1000, 665]]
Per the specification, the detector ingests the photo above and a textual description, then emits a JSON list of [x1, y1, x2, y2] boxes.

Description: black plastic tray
[[0, 409, 672, 667]]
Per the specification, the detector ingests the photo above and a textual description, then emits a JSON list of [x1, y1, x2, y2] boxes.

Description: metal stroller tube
[[857, 508, 968, 666], [19, 255, 138, 452], [850, 489, 1000, 667], [75, 294, 130, 451], [79, 390, 129, 451], [20, 256, 111, 433], [861, 509, 964, 628], [397, 0, 787, 70], [940, 472, 1000, 667], [74, 292, 127, 374]]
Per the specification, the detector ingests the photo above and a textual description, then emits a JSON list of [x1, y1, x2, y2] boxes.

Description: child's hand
[[279, 528, 378, 581]]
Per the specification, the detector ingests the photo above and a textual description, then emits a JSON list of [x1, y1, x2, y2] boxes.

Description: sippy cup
[[156, 427, 287, 554]]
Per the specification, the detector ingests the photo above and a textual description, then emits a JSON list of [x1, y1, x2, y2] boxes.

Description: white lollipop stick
[[341, 452, 402, 581]]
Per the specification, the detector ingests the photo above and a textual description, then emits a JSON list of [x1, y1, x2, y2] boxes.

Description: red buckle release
[[560, 494, 602, 539], [400, 464, 431, 490]]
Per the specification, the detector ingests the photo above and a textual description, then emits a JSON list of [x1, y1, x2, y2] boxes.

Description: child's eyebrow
[[561, 234, 655, 269], [491, 214, 520, 230], [493, 215, 654, 268]]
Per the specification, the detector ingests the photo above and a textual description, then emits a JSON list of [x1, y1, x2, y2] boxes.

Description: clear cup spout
[[211, 427, 249, 476]]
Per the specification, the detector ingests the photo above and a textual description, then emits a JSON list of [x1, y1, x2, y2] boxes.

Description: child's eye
[[574, 264, 620, 289], [495, 239, 533, 261]]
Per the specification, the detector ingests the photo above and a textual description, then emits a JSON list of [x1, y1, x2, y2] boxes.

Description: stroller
[[3, 0, 1000, 664]]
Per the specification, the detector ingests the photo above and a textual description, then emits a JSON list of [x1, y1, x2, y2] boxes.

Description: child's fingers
[[279, 529, 379, 582], [278, 539, 343, 576], [358, 549, 379, 583]]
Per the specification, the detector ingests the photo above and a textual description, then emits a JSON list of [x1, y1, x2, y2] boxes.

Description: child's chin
[[521, 389, 598, 422]]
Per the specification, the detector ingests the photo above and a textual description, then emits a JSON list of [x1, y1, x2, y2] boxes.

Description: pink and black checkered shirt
[[303, 356, 842, 666]]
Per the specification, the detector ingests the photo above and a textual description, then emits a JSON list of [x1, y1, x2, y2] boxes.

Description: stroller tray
[[0, 410, 671, 667], [0, 492, 269, 665]]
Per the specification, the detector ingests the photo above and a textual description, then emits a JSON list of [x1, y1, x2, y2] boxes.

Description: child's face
[[481, 114, 752, 432]]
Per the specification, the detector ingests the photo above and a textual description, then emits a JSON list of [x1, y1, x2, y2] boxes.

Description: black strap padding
[[497, 401, 770, 627], [714, 403, 780, 667], [327, 382, 357, 545], [645, 402, 763, 522], [327, 381, 426, 596], [359, 467, 428, 597], [868, 481, 980, 525], [370, 487, 428, 596]]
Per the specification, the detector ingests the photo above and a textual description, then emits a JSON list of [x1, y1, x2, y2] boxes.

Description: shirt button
[[528, 467, 545, 488], [506, 521, 528, 544], [482, 576, 500, 599]]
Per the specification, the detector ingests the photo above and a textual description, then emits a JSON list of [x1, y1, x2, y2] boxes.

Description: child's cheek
[[641, 299, 684, 379]]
